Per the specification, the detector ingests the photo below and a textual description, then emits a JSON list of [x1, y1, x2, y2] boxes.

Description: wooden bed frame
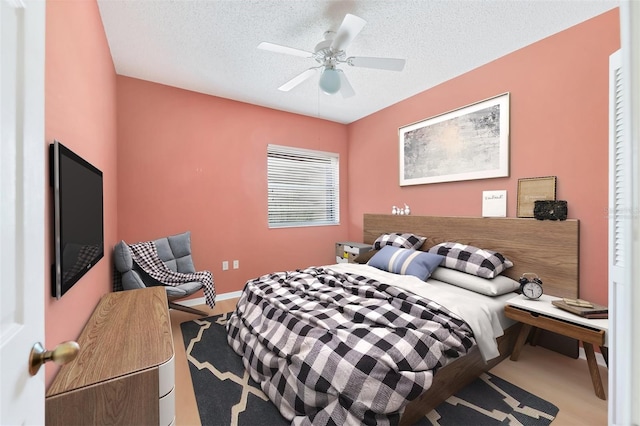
[[361, 214, 579, 425]]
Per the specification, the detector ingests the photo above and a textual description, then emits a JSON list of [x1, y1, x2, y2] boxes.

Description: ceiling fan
[[258, 13, 406, 98]]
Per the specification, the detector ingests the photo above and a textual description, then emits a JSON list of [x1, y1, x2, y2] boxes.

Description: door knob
[[29, 341, 79, 376]]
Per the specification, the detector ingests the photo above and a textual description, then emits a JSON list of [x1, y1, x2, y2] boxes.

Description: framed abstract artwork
[[399, 93, 510, 186]]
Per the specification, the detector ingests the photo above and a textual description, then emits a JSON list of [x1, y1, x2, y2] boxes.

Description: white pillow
[[430, 267, 519, 296]]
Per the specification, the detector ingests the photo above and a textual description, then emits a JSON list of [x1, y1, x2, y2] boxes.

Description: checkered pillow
[[373, 233, 426, 250], [428, 242, 513, 279]]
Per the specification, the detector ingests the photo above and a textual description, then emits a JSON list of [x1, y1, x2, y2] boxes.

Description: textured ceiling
[[97, 0, 618, 124]]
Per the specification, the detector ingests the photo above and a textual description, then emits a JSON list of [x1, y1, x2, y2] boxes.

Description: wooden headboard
[[363, 214, 579, 298]]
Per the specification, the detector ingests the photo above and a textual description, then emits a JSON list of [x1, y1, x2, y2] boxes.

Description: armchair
[[113, 231, 209, 316]]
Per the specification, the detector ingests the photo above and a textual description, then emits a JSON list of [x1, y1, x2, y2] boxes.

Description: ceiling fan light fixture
[[259, 13, 405, 97], [319, 67, 340, 95]]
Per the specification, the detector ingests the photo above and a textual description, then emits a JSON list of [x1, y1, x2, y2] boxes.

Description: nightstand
[[335, 241, 372, 263], [504, 294, 608, 400]]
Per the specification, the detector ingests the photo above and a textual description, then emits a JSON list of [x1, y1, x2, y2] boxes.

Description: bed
[[227, 214, 579, 425]]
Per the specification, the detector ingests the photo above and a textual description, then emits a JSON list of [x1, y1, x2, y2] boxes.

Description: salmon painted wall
[[44, 0, 118, 386], [347, 9, 620, 305], [116, 77, 349, 296], [41, 4, 617, 392]]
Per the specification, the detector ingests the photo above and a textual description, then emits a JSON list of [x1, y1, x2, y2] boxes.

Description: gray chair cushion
[[113, 240, 133, 272], [120, 270, 145, 290], [164, 281, 201, 298], [164, 285, 187, 297], [153, 231, 196, 273], [175, 281, 202, 294]]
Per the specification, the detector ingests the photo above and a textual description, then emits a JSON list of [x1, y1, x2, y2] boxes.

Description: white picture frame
[[399, 93, 510, 186]]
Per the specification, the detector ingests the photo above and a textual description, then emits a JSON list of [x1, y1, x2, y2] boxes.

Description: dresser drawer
[[335, 242, 372, 263], [159, 354, 175, 398], [159, 386, 176, 426]]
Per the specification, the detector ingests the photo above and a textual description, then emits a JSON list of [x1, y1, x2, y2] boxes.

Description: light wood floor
[[170, 301, 608, 426]]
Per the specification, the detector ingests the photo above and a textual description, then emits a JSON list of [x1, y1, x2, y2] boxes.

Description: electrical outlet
[[222, 261, 229, 271], [233, 260, 239, 269]]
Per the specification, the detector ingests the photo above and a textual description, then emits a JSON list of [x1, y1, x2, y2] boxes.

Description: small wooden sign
[[517, 176, 557, 218]]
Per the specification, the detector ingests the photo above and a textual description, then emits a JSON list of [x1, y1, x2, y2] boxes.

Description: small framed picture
[[517, 176, 557, 218]]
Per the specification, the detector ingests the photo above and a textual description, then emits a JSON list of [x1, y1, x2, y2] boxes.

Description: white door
[[609, 3, 640, 425], [0, 0, 46, 424]]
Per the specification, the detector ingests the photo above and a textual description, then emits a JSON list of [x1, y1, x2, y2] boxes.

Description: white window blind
[[267, 144, 339, 228]]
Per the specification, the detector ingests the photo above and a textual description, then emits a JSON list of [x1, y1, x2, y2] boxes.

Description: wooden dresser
[[46, 287, 175, 426]]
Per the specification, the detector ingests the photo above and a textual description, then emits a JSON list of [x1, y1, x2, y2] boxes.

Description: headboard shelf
[[363, 214, 579, 298]]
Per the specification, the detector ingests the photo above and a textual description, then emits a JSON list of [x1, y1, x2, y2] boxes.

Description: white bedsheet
[[327, 263, 517, 362]]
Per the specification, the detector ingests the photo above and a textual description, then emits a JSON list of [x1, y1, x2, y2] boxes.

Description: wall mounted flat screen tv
[[50, 140, 104, 299]]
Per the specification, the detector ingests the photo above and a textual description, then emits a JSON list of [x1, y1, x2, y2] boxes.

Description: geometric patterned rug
[[181, 314, 559, 426]]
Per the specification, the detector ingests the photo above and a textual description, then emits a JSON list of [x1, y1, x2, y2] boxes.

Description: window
[[267, 144, 339, 228]]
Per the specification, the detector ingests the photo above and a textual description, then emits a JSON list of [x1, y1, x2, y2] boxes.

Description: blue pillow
[[367, 246, 444, 281]]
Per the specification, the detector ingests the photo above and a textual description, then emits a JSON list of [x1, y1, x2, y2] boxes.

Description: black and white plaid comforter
[[226, 267, 475, 425]]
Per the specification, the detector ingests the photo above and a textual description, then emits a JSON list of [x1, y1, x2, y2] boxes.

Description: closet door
[[608, 46, 636, 425]]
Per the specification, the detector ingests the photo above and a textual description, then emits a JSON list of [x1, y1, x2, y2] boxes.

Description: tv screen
[[50, 140, 104, 299]]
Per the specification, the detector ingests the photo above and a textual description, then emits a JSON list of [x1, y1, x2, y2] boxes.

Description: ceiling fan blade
[[278, 68, 317, 91], [330, 14, 366, 51], [258, 42, 314, 58], [347, 56, 406, 71], [337, 70, 355, 98]]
